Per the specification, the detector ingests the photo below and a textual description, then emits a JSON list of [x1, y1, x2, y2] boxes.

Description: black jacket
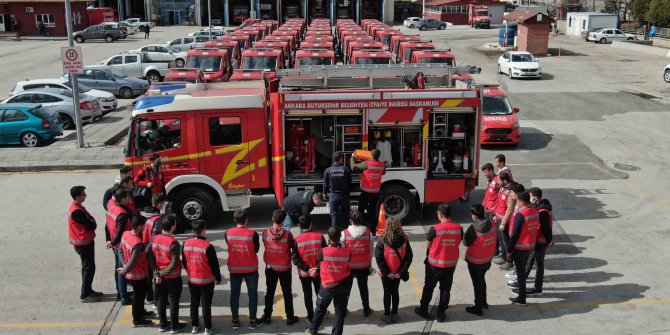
[[375, 234, 413, 277], [536, 199, 553, 245], [283, 191, 315, 218], [323, 163, 352, 195], [463, 218, 493, 247]]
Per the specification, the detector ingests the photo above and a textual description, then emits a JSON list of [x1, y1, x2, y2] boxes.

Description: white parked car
[[124, 18, 153, 32], [130, 45, 187, 67], [2, 88, 100, 129], [587, 28, 636, 43], [403, 17, 421, 28], [498, 51, 542, 79], [664, 64, 670, 83], [10, 78, 118, 112]]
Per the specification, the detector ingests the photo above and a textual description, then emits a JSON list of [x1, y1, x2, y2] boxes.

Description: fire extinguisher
[[463, 150, 470, 172], [413, 142, 422, 166]]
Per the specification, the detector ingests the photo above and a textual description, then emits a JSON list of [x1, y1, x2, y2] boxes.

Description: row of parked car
[[73, 18, 154, 43]]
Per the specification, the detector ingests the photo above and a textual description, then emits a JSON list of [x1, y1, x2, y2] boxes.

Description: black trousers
[[526, 243, 547, 291], [300, 276, 321, 321], [348, 268, 370, 310], [381, 277, 401, 315], [157, 277, 183, 328], [146, 253, 155, 302], [512, 250, 531, 302], [263, 268, 295, 318], [74, 242, 96, 299], [128, 279, 148, 324], [309, 279, 351, 335], [498, 222, 512, 264], [357, 191, 380, 233], [466, 262, 491, 309], [419, 265, 456, 314], [486, 212, 500, 254], [328, 193, 350, 230], [189, 282, 214, 329]]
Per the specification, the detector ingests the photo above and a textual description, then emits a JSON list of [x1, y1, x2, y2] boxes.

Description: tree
[[629, 0, 650, 23], [646, 0, 670, 26], [604, 0, 631, 21]]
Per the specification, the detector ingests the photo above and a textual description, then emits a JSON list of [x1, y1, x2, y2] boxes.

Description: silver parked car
[[417, 18, 447, 31], [588, 28, 636, 43], [403, 17, 421, 28], [1, 88, 100, 129], [10, 78, 118, 112], [67, 66, 150, 99]]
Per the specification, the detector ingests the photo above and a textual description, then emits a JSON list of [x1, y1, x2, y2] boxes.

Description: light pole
[[208, 0, 212, 40], [65, 0, 84, 148], [422, 0, 425, 18]]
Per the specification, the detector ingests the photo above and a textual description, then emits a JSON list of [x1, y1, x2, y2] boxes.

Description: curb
[[0, 163, 123, 173], [104, 127, 129, 146]]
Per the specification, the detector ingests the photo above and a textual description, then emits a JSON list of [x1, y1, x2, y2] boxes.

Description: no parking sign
[[61, 46, 83, 74]]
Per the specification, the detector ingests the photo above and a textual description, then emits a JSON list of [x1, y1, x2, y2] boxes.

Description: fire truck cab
[[240, 48, 285, 79], [254, 40, 292, 68], [376, 30, 403, 46], [300, 41, 335, 50], [468, 4, 491, 29], [204, 40, 241, 68], [390, 35, 421, 59], [186, 48, 233, 82], [294, 49, 336, 68], [346, 40, 386, 63], [350, 50, 394, 64], [397, 41, 435, 63], [411, 50, 456, 65]]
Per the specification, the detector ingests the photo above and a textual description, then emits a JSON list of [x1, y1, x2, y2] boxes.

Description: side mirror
[[513, 107, 520, 114]]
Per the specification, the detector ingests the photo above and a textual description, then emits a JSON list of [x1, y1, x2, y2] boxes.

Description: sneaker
[[508, 297, 527, 306], [391, 313, 399, 323], [507, 282, 518, 290], [505, 273, 517, 279], [492, 257, 506, 265], [143, 310, 156, 318], [204, 327, 216, 335], [287, 316, 299, 326], [159, 324, 170, 332], [499, 262, 514, 271], [381, 314, 393, 324], [465, 306, 483, 316], [191, 326, 199, 334], [262, 315, 272, 325], [435, 312, 446, 323], [231, 319, 240, 330], [414, 307, 429, 319], [527, 288, 543, 296], [81, 295, 101, 303], [132, 319, 154, 327], [90, 290, 104, 297], [248, 319, 264, 330], [363, 308, 372, 317], [304, 329, 316, 335], [171, 323, 187, 334]]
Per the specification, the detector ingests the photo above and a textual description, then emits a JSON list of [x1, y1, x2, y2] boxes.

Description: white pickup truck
[[124, 18, 154, 32], [101, 52, 170, 83]]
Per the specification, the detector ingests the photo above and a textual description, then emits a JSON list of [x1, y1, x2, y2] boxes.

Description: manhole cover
[[614, 163, 640, 171]]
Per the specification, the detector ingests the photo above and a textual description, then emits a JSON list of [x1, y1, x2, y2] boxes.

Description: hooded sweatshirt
[[535, 199, 553, 245], [140, 206, 162, 253], [463, 218, 493, 247], [340, 225, 374, 258], [374, 232, 413, 277]]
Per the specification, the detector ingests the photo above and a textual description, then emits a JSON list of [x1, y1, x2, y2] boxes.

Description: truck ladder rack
[[276, 64, 481, 90]]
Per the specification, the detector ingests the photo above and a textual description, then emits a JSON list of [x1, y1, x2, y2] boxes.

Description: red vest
[[320, 246, 351, 289], [296, 231, 324, 277], [142, 215, 159, 246], [152, 234, 182, 279], [494, 187, 511, 220], [428, 221, 461, 268], [121, 231, 148, 280], [465, 228, 497, 264], [515, 207, 539, 250], [379, 241, 407, 277], [343, 227, 372, 269], [183, 237, 215, 284], [262, 228, 292, 272], [145, 165, 165, 194], [508, 205, 521, 237], [106, 204, 131, 249], [68, 203, 96, 246], [226, 227, 259, 274], [499, 166, 513, 180], [360, 160, 384, 193], [536, 208, 553, 244], [483, 176, 499, 212]]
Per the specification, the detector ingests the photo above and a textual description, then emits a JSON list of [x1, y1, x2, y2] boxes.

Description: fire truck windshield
[[187, 56, 223, 72], [355, 57, 391, 65], [242, 56, 277, 71], [164, 77, 198, 83], [483, 96, 512, 115], [298, 57, 333, 66], [417, 57, 454, 65]]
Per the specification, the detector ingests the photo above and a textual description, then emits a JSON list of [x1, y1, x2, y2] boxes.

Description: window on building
[[461, 5, 467, 13], [568, 17, 572, 27], [36, 14, 55, 28], [209, 117, 242, 146], [582, 19, 586, 30], [441, 7, 447, 13]]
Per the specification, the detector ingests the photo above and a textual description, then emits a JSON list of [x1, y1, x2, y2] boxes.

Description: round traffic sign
[[65, 48, 79, 61]]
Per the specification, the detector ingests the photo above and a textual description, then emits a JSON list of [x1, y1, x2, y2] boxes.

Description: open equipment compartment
[[426, 108, 476, 178]]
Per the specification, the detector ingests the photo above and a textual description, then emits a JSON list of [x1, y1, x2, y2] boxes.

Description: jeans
[[348, 268, 370, 310], [419, 265, 456, 314], [357, 191, 380, 234], [230, 271, 259, 320], [263, 268, 295, 318], [189, 282, 214, 329], [157, 277, 183, 328], [300, 276, 321, 321], [467, 262, 491, 309], [512, 250, 531, 302], [526, 243, 547, 291], [283, 215, 297, 230], [309, 279, 350, 335], [112, 248, 128, 300], [128, 279, 148, 324], [328, 193, 350, 230], [381, 277, 400, 315], [497, 222, 512, 265], [74, 242, 96, 299]]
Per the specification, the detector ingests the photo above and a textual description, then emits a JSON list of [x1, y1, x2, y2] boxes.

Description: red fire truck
[[294, 49, 336, 67], [185, 48, 233, 82], [468, 4, 491, 29], [86, 7, 116, 25], [350, 50, 394, 64], [125, 64, 482, 227]]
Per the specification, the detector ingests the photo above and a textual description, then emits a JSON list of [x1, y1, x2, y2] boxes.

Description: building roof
[[503, 11, 554, 24], [567, 12, 618, 16], [425, 0, 505, 7]]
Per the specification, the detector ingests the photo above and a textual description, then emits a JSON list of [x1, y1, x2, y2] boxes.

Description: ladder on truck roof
[[275, 64, 481, 90]]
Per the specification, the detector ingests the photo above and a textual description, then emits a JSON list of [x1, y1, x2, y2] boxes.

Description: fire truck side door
[[135, 116, 195, 180], [199, 112, 251, 191]]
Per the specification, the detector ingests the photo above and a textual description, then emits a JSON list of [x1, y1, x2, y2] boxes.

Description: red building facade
[[419, 0, 505, 25], [0, 0, 88, 36]]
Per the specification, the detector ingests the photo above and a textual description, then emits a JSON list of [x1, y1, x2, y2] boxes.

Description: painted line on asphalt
[[117, 305, 132, 325]]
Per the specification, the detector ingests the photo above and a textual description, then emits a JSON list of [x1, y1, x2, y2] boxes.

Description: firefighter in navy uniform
[[463, 204, 497, 316], [323, 152, 352, 230], [68, 186, 103, 303]]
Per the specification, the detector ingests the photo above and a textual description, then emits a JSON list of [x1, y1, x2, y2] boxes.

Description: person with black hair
[[118, 215, 155, 327], [306, 227, 352, 335], [494, 154, 512, 180], [183, 220, 221, 334], [416, 204, 463, 322], [292, 215, 327, 323], [463, 204, 496, 316], [140, 192, 167, 307], [375, 217, 413, 324], [282, 191, 324, 229], [103, 166, 133, 210], [151, 214, 185, 333], [340, 210, 373, 317], [135, 154, 165, 209], [522, 187, 553, 296], [493, 173, 516, 271], [323, 152, 352, 230], [106, 189, 134, 305], [262, 209, 299, 326], [351, 149, 385, 234], [506, 191, 538, 306], [68, 186, 102, 303]]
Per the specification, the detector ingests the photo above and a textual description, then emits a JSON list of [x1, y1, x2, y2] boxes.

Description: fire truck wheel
[[378, 185, 415, 222], [174, 187, 221, 228]]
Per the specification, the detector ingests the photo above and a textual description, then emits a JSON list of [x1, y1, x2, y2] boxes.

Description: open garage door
[[228, 0, 250, 25]]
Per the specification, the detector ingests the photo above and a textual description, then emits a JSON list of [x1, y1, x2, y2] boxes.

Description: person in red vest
[[225, 209, 263, 330], [506, 191, 539, 306], [340, 210, 373, 316], [375, 217, 413, 324], [151, 214, 186, 333], [481, 163, 501, 257], [495, 154, 512, 180], [140, 192, 167, 308], [305, 227, 352, 335], [493, 172, 514, 270], [105, 189, 133, 305], [183, 220, 222, 334], [105, 177, 138, 215], [463, 204, 496, 316], [351, 149, 385, 235], [68, 186, 103, 303], [416, 204, 463, 322], [503, 183, 525, 278], [135, 153, 165, 208], [292, 215, 327, 323], [117, 215, 155, 327], [262, 209, 300, 326]]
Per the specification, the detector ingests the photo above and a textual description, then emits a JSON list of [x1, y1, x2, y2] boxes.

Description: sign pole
[[64, 0, 84, 148]]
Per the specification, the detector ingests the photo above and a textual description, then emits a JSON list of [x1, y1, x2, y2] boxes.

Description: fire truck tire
[[377, 185, 415, 222], [174, 187, 222, 229], [175, 58, 185, 68]]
